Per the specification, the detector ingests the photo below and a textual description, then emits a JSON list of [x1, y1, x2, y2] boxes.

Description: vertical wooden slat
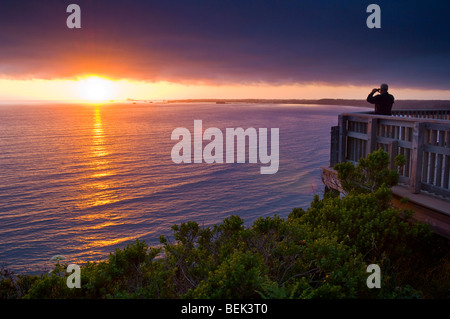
[[410, 122, 425, 194], [429, 130, 438, 186], [357, 122, 361, 160], [358, 137, 362, 160], [422, 129, 430, 184], [338, 115, 348, 163], [330, 126, 339, 167], [361, 121, 365, 159], [405, 148, 411, 177], [436, 130, 445, 187], [354, 122, 361, 162], [388, 140, 399, 171], [443, 131, 450, 189], [366, 118, 378, 156], [400, 125, 405, 143], [399, 147, 405, 176]]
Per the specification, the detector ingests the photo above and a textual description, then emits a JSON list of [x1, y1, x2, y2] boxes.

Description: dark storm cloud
[[0, 0, 449, 89]]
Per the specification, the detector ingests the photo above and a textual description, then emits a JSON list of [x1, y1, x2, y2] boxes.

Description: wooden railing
[[330, 110, 450, 198], [392, 109, 450, 120]]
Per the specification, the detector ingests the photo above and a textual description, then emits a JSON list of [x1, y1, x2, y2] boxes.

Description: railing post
[[366, 118, 378, 156], [410, 122, 425, 194], [338, 115, 348, 163], [330, 126, 339, 167]]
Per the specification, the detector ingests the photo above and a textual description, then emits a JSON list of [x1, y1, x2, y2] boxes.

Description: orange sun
[[77, 76, 115, 101]]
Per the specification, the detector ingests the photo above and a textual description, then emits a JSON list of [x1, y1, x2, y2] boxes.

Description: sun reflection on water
[[78, 107, 121, 209], [71, 106, 129, 256], [88, 107, 116, 205], [90, 108, 110, 159]]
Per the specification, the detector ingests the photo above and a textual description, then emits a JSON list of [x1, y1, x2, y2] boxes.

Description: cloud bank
[[0, 0, 449, 90]]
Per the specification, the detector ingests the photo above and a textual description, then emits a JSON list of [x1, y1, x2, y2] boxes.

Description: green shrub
[[186, 250, 265, 298], [1, 149, 448, 299], [334, 148, 404, 195]]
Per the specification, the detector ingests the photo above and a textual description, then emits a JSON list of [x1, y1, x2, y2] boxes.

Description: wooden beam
[[347, 131, 368, 140], [391, 185, 450, 239]]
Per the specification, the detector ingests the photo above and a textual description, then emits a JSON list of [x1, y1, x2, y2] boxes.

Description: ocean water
[[0, 102, 368, 273]]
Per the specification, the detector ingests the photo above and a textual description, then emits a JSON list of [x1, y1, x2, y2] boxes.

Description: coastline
[[159, 98, 450, 110]]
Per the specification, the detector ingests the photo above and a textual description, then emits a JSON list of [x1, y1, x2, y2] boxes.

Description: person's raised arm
[[367, 88, 380, 103]]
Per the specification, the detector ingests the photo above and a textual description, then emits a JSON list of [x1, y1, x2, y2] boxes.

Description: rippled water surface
[[0, 102, 367, 273]]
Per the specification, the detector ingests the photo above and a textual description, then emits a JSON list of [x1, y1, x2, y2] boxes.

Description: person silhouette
[[367, 83, 394, 115]]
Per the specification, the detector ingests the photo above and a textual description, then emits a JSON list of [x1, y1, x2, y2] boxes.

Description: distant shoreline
[[2, 99, 450, 110], [164, 98, 450, 110]]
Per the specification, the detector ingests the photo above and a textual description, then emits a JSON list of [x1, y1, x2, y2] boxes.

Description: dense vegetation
[[1, 149, 449, 299]]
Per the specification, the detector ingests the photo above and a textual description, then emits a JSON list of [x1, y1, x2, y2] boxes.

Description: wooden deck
[[322, 109, 450, 239]]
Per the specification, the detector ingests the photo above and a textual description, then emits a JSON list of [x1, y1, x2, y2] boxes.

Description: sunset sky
[[1, 0, 449, 101]]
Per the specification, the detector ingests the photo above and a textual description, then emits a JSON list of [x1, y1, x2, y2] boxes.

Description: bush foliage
[[1, 150, 449, 299]]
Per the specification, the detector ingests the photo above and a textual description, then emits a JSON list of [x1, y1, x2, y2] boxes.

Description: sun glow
[[77, 76, 115, 101], [1, 77, 450, 101]]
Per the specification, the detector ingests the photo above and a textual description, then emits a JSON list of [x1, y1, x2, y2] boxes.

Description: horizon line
[[2, 97, 450, 102]]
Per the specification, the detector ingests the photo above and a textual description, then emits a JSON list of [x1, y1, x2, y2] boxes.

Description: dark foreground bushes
[[1, 150, 449, 299]]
